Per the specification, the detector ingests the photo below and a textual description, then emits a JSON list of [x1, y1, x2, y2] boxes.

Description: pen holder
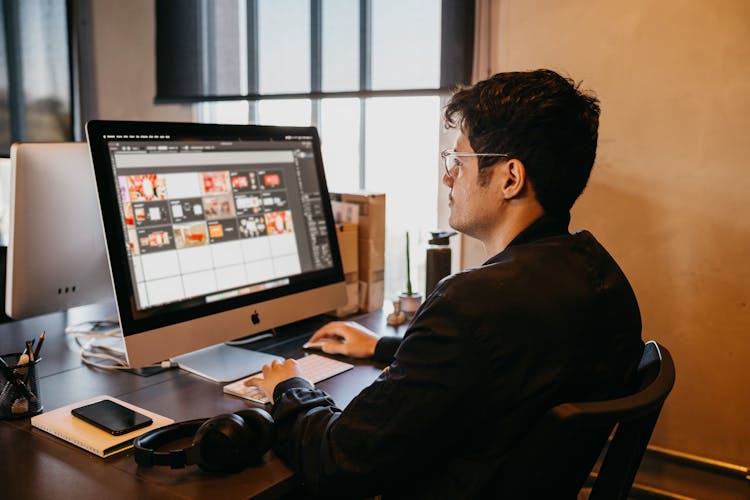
[[0, 353, 43, 419]]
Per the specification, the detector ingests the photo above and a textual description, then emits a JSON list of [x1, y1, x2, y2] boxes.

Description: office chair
[[491, 340, 676, 500]]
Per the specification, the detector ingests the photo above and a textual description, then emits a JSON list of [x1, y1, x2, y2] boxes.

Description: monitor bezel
[[86, 120, 345, 338]]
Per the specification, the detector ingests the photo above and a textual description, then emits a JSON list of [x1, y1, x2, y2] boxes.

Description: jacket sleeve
[[270, 291, 480, 497], [373, 335, 401, 363]]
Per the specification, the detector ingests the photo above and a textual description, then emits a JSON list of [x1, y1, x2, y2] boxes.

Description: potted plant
[[398, 231, 422, 317]]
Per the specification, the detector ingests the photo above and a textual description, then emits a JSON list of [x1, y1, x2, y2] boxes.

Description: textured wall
[[461, 0, 750, 495]]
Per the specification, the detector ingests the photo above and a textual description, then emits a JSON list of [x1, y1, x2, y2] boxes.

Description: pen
[[34, 331, 46, 359]]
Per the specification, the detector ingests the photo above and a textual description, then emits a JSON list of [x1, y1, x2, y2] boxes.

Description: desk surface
[[0, 304, 406, 500]]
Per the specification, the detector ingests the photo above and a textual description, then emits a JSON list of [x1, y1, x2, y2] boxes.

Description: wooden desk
[[0, 305, 406, 499]]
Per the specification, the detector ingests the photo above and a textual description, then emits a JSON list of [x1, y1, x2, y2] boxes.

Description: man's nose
[[442, 172, 454, 188]]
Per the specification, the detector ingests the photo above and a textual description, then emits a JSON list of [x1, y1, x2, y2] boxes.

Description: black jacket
[[270, 214, 644, 499]]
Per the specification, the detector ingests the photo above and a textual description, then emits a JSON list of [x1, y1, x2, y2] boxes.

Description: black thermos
[[425, 231, 457, 296]]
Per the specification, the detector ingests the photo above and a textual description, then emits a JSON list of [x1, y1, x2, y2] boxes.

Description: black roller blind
[[155, 0, 475, 103]]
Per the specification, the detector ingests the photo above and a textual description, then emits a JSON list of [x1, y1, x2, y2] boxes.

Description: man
[[248, 69, 644, 498]]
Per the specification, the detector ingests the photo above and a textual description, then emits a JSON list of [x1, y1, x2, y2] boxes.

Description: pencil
[[34, 331, 46, 359]]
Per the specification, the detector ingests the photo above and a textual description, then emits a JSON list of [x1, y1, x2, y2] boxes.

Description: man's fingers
[[322, 341, 346, 355], [309, 323, 345, 342], [244, 376, 262, 387]]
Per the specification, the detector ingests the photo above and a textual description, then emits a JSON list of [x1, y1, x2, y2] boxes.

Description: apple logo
[[251, 310, 260, 325]]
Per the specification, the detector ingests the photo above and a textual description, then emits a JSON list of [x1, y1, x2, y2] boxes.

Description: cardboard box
[[330, 192, 385, 242], [331, 192, 386, 312], [332, 223, 359, 317], [358, 267, 385, 313]]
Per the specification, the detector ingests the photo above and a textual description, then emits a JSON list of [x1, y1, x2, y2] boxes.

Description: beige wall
[[89, 0, 192, 121], [468, 0, 750, 494]]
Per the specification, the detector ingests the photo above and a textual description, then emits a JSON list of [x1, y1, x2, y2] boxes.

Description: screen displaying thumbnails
[[116, 166, 302, 308]]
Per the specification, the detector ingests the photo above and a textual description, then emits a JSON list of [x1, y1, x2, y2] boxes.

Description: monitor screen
[[6, 143, 113, 319], [86, 121, 346, 380]]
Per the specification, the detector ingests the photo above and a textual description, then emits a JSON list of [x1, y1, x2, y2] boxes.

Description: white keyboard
[[223, 354, 354, 404]]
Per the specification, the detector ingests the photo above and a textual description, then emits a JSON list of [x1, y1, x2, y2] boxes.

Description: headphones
[[134, 408, 274, 473]]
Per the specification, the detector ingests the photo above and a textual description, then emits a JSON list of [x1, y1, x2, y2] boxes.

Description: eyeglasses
[[440, 149, 511, 179]]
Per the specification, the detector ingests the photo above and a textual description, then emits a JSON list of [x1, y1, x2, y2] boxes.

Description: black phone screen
[[71, 399, 153, 435]]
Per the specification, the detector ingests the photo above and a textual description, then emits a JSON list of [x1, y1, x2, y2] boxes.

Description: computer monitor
[[5, 143, 113, 319], [86, 121, 347, 382]]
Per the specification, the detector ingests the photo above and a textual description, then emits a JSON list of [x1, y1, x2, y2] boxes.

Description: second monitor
[[6, 142, 113, 319]]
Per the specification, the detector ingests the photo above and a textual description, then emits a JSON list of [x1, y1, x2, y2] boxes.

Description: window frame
[[158, 0, 474, 188], [0, 0, 77, 155]]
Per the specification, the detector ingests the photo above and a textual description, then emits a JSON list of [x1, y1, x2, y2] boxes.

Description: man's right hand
[[307, 321, 379, 359]]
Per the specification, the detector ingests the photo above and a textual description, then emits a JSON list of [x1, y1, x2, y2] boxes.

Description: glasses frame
[[440, 149, 511, 179]]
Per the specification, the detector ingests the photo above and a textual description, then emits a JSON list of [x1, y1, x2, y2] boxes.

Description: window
[[156, 0, 474, 298], [0, 0, 73, 155]]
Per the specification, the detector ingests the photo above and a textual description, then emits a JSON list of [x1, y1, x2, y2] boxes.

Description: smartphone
[[71, 399, 153, 436]]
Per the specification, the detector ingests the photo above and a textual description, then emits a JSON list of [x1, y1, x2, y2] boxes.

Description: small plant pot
[[398, 292, 423, 317]]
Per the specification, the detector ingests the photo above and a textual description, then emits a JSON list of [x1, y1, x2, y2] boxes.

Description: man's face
[[443, 131, 503, 240]]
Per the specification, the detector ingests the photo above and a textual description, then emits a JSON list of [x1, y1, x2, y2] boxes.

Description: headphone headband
[[133, 408, 273, 472], [134, 419, 207, 468]]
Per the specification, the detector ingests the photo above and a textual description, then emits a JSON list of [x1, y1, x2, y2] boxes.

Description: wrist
[[273, 377, 315, 403], [367, 336, 378, 357]]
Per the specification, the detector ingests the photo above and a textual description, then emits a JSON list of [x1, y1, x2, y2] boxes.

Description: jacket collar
[[484, 212, 571, 265]]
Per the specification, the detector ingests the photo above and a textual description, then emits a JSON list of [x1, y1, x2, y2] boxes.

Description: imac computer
[[86, 121, 347, 382], [6, 143, 113, 319]]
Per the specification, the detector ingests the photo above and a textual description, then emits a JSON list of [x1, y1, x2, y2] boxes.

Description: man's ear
[[500, 159, 527, 200]]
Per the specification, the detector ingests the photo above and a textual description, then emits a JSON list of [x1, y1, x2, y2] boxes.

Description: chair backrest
[[491, 340, 676, 499]]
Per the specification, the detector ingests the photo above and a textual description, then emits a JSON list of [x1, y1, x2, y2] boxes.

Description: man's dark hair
[[444, 69, 600, 214]]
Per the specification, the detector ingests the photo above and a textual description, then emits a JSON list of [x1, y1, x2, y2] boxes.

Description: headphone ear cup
[[234, 408, 274, 463], [193, 413, 250, 473]]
